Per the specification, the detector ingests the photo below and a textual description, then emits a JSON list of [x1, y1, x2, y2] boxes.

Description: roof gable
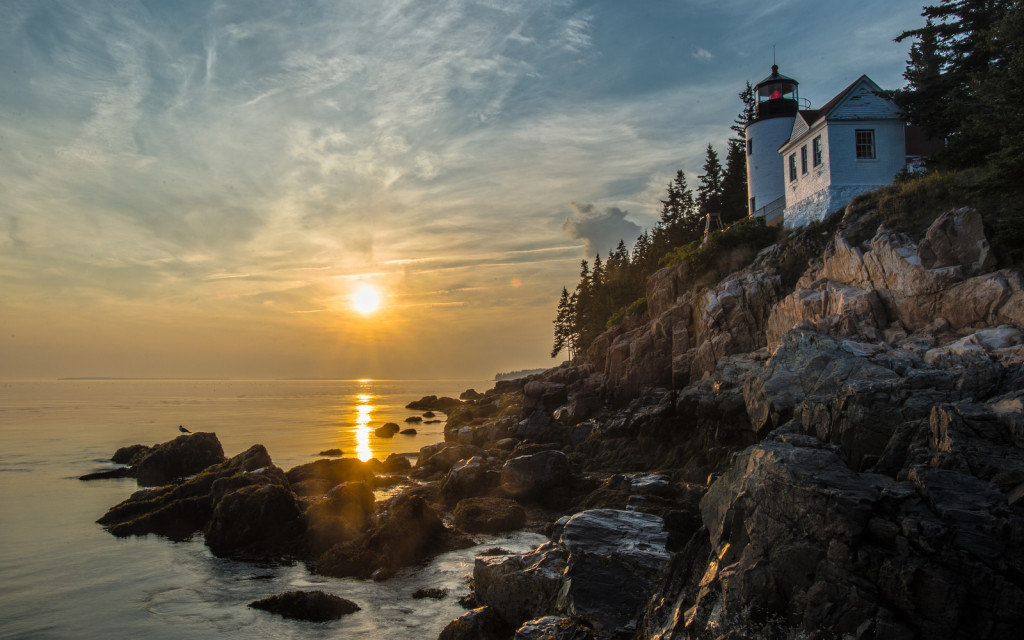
[[821, 76, 900, 121]]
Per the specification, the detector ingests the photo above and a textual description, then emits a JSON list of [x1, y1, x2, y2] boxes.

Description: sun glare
[[352, 284, 382, 315]]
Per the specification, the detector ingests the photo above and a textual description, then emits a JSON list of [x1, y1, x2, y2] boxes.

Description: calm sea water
[[0, 379, 544, 639]]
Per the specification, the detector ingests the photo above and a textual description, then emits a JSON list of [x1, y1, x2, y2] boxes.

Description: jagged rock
[[500, 450, 573, 499], [438, 606, 511, 640], [248, 590, 359, 621], [460, 388, 484, 400], [513, 616, 597, 640], [556, 510, 670, 639], [917, 208, 996, 274], [475, 543, 568, 627], [474, 510, 670, 638], [766, 279, 887, 348], [98, 444, 283, 542], [412, 587, 448, 599], [136, 432, 225, 486], [453, 497, 526, 533]]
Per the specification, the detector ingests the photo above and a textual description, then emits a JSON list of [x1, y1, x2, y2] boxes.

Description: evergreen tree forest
[[551, 83, 756, 360], [887, 0, 1024, 178]]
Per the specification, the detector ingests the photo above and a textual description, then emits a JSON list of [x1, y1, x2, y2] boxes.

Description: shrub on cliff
[[660, 217, 778, 285]]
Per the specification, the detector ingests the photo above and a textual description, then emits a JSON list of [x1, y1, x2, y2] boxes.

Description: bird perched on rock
[[179, 425, 191, 434]]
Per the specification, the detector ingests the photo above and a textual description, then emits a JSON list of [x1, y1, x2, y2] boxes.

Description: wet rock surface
[[248, 590, 360, 621]]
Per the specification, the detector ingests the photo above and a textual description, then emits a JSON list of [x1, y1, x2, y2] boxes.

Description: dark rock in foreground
[[97, 443, 289, 550], [438, 606, 511, 640], [453, 497, 526, 534], [474, 509, 669, 639], [248, 590, 360, 621], [316, 493, 473, 579]]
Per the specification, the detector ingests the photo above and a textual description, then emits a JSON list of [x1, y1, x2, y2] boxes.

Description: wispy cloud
[[0, 0, 918, 378]]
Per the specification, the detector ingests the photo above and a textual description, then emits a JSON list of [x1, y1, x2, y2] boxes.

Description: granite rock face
[[474, 509, 669, 639]]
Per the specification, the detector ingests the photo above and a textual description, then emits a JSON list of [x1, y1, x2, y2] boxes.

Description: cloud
[[692, 47, 714, 62], [561, 203, 641, 258]]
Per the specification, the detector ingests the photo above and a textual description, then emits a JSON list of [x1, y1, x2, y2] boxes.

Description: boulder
[[381, 453, 412, 472], [136, 432, 225, 486], [406, 395, 463, 411], [316, 493, 471, 579], [111, 443, 152, 465], [304, 481, 376, 554], [248, 590, 359, 621], [474, 542, 568, 626], [473, 509, 670, 638], [416, 443, 483, 474], [556, 510, 670, 639], [204, 483, 304, 558], [375, 423, 401, 437], [500, 450, 573, 499], [438, 606, 510, 640], [286, 457, 373, 486], [453, 497, 526, 533], [440, 456, 498, 505], [917, 208, 996, 274]]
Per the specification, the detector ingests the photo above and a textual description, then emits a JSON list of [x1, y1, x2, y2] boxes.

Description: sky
[[0, 0, 926, 380]]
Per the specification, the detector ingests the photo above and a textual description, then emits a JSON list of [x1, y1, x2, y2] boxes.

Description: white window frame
[[855, 129, 876, 160]]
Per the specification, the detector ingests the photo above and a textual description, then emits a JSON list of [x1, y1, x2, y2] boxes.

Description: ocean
[[0, 379, 545, 639]]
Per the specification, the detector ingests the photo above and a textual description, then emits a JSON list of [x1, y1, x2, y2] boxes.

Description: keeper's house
[[745, 66, 937, 228]]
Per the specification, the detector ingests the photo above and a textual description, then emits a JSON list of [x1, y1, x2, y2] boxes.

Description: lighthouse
[[745, 64, 800, 225]]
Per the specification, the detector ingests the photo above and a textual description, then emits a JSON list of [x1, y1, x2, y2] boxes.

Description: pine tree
[[890, 0, 1014, 167], [696, 144, 724, 217], [551, 287, 575, 359], [731, 81, 756, 141], [653, 170, 700, 253], [978, 2, 1024, 185], [720, 138, 749, 223]]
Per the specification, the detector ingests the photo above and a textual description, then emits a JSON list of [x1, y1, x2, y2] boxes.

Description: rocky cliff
[[92, 201, 1024, 639], [440, 204, 1024, 639]]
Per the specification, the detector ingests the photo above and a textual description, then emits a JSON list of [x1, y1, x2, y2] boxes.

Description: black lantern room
[[753, 64, 799, 120]]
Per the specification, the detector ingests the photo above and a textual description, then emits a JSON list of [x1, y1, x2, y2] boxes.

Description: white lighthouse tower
[[745, 64, 800, 225]]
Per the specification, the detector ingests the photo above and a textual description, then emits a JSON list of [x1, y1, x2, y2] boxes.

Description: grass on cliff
[[660, 217, 780, 285], [844, 167, 1024, 264]]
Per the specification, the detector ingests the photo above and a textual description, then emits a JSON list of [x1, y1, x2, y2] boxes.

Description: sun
[[351, 284, 382, 315]]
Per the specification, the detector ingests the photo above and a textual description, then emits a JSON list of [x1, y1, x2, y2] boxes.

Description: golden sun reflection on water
[[354, 399, 374, 461]]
